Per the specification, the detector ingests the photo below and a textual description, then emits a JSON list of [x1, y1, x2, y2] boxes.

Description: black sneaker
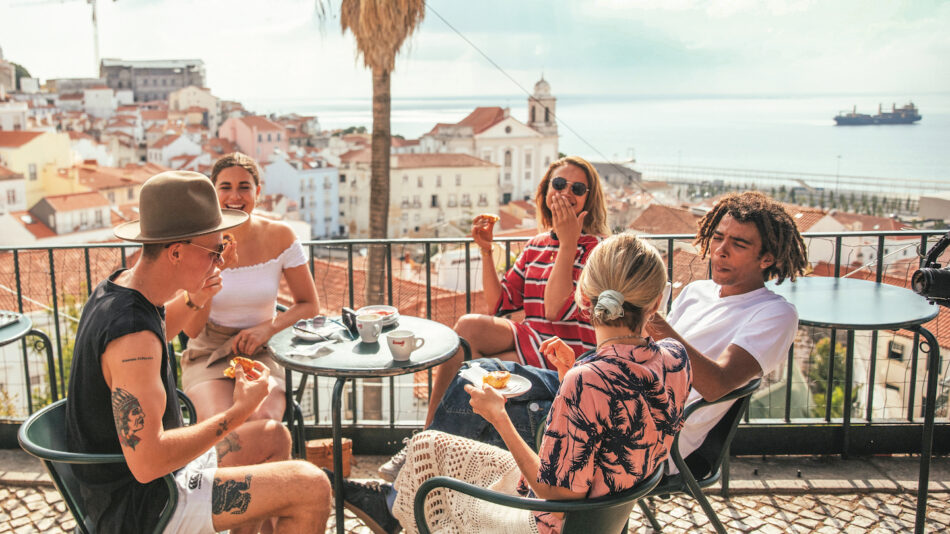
[[324, 469, 401, 534]]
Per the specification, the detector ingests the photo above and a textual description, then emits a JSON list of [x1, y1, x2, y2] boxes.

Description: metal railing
[[1, 230, 948, 458]]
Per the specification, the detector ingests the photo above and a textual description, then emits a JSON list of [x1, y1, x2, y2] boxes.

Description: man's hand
[[232, 320, 274, 356], [231, 363, 270, 415], [464, 383, 507, 426], [541, 336, 575, 381], [189, 270, 223, 309], [646, 312, 675, 341]]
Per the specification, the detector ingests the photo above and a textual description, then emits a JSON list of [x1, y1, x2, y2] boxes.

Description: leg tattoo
[[212, 475, 252, 515]]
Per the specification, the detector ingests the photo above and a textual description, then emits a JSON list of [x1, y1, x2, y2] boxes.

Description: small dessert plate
[[458, 363, 532, 398], [356, 305, 399, 326]]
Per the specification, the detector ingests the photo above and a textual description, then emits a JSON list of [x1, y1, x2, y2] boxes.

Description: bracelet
[[183, 291, 204, 311]]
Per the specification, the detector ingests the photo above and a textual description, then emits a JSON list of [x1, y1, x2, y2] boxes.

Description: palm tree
[[328, 0, 425, 306]]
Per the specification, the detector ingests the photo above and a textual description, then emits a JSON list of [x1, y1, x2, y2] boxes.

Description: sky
[[1, 0, 948, 104]]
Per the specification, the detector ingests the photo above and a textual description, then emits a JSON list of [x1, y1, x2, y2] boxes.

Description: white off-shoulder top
[[208, 240, 307, 329]]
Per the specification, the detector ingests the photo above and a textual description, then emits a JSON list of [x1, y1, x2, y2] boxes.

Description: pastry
[[223, 356, 260, 380], [482, 370, 511, 389]]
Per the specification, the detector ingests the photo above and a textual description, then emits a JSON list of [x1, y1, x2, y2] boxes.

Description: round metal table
[[269, 315, 460, 534], [0, 311, 59, 410], [768, 277, 939, 534]]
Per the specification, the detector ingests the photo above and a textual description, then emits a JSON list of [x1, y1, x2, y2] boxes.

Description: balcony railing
[[1, 230, 948, 459]]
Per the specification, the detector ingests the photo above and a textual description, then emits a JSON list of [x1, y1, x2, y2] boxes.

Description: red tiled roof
[[151, 134, 181, 149], [203, 137, 239, 155], [0, 163, 22, 180], [831, 212, 915, 233], [40, 191, 110, 212], [430, 106, 507, 136], [340, 147, 371, 164], [392, 153, 495, 169], [77, 163, 148, 190], [240, 115, 283, 132], [59, 93, 83, 101], [391, 137, 420, 147], [629, 204, 701, 235], [781, 203, 828, 232], [0, 131, 44, 148], [142, 110, 168, 121], [66, 131, 96, 142], [8, 210, 56, 240]]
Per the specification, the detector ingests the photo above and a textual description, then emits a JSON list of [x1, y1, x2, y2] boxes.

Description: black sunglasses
[[551, 176, 589, 196]]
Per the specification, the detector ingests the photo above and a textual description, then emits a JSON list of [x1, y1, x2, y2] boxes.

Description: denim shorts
[[428, 359, 560, 450]]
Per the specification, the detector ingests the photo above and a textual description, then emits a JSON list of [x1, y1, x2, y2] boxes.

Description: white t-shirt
[[666, 279, 798, 466], [208, 240, 307, 329]]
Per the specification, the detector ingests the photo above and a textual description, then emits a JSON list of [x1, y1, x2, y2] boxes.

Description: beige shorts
[[180, 321, 285, 392]]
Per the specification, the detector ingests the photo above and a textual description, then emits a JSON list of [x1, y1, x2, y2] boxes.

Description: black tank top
[[65, 270, 183, 533]]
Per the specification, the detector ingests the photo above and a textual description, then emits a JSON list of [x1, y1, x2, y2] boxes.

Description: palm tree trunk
[[362, 66, 391, 421]]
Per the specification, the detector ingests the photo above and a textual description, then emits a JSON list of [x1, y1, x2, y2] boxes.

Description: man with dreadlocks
[[646, 191, 807, 465]]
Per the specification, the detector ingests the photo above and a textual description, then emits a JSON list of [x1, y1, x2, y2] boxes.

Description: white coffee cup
[[386, 330, 425, 361], [356, 313, 384, 343]]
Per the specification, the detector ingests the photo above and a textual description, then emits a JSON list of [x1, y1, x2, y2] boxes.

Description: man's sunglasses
[[551, 177, 589, 196], [167, 241, 226, 264]]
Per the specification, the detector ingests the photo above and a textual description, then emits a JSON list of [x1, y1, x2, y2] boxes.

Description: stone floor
[[2, 451, 948, 533]]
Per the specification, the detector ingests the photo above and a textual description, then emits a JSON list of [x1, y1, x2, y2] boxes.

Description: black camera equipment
[[912, 229, 950, 307]]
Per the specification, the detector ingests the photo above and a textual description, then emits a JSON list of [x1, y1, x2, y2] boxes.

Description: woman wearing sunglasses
[[176, 153, 320, 451], [419, 155, 609, 429]]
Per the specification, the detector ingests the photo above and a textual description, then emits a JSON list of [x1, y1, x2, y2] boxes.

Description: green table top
[[0, 311, 32, 348], [766, 277, 938, 330]]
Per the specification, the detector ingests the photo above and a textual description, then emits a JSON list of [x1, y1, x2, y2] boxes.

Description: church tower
[[528, 76, 557, 136]]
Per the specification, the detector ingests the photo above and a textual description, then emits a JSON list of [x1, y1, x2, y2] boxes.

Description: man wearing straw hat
[[65, 171, 330, 534]]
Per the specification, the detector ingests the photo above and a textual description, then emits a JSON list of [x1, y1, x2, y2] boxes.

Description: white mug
[[386, 330, 425, 361], [356, 313, 384, 343]]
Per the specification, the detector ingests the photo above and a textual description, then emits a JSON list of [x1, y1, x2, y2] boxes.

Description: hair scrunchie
[[594, 289, 626, 321]]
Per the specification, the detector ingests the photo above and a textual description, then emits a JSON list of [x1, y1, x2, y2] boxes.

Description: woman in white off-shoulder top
[[179, 153, 319, 438]]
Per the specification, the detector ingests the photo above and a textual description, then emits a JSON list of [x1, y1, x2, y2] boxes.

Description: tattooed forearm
[[215, 432, 242, 462], [216, 420, 229, 436], [212, 475, 252, 515], [120, 356, 155, 363], [111, 388, 145, 450]]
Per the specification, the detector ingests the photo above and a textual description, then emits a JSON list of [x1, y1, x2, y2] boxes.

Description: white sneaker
[[377, 438, 410, 482]]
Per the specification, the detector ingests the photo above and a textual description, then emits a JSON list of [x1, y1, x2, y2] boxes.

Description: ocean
[[244, 93, 950, 194]]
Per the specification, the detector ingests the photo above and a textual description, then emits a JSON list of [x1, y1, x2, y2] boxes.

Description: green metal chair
[[637, 378, 762, 534], [413, 463, 664, 534], [17, 390, 196, 534]]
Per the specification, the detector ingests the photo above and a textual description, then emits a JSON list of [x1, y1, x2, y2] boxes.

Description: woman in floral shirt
[[352, 233, 692, 534]]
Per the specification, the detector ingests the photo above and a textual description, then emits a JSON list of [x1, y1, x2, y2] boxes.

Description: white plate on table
[[356, 305, 399, 326], [458, 363, 532, 398]]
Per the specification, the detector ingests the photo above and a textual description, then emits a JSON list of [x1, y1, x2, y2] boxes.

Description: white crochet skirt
[[392, 430, 541, 534]]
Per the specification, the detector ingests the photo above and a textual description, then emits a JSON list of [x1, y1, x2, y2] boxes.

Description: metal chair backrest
[[18, 396, 190, 534], [559, 464, 665, 533]]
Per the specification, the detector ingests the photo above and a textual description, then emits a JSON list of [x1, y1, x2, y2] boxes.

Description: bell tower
[[528, 76, 557, 136]]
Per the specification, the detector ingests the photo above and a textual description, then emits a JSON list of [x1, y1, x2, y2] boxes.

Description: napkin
[[287, 344, 335, 359], [458, 361, 489, 385]]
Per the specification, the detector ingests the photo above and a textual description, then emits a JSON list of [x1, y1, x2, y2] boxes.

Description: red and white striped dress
[[494, 231, 600, 369]]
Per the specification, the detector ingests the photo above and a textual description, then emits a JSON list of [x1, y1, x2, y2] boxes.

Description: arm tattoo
[[215, 432, 242, 462], [111, 388, 145, 450], [120, 356, 155, 363], [216, 420, 229, 436], [212, 475, 252, 515]]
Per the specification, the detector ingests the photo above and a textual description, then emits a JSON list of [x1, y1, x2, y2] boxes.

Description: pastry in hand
[[482, 370, 511, 389], [223, 356, 261, 380], [476, 213, 500, 224]]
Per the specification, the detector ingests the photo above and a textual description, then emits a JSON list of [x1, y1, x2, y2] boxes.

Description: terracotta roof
[[203, 137, 239, 155], [59, 93, 83, 101], [0, 163, 22, 180], [391, 137, 420, 147], [151, 134, 181, 149], [340, 147, 371, 164], [629, 204, 701, 235], [392, 153, 495, 169], [781, 203, 828, 232], [240, 115, 283, 132], [0, 246, 124, 313], [117, 105, 138, 112], [39, 191, 110, 212], [66, 131, 96, 142], [0, 131, 44, 148], [77, 163, 148, 190], [434, 106, 507, 135], [142, 110, 168, 121], [831, 212, 915, 233], [508, 200, 536, 215], [8, 210, 56, 239]]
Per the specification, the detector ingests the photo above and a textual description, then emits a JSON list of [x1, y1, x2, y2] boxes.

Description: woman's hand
[[550, 193, 587, 246], [471, 215, 496, 253], [465, 383, 508, 426], [221, 235, 239, 269], [232, 320, 275, 356], [541, 336, 575, 381]]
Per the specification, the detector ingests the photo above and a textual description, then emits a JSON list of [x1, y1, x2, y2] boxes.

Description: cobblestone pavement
[[2, 452, 948, 533], [2, 485, 949, 533]]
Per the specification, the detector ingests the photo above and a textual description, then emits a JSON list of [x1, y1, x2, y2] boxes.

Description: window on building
[[412, 195, 420, 207], [525, 171, 531, 181], [504, 172, 511, 182], [436, 175, 442, 187], [462, 193, 471, 206], [525, 152, 532, 166], [94, 210, 103, 226], [258, 134, 262, 142], [277, 133, 281, 141], [127, 188, 134, 200], [402, 175, 409, 184], [417, 176, 423, 187], [504, 150, 512, 168], [267, 133, 272, 142], [544, 156, 551, 168], [455, 174, 462, 186], [448, 193, 457, 206], [887, 341, 905, 361], [301, 197, 306, 209], [80, 210, 89, 225], [478, 193, 488, 206], [6, 189, 16, 205], [28, 164, 37, 181], [431, 194, 439, 208], [339, 174, 346, 183]]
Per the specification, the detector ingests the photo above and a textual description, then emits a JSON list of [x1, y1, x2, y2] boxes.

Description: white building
[[147, 133, 202, 168], [82, 86, 117, 119], [68, 131, 114, 167], [339, 149, 499, 238], [169, 85, 220, 134], [0, 99, 28, 130], [418, 78, 558, 204], [262, 151, 340, 238]]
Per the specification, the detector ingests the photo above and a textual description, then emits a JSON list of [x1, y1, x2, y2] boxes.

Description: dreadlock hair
[[694, 191, 808, 285]]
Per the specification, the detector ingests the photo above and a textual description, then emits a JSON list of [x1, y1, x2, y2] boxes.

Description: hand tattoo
[[212, 475, 252, 515], [111, 388, 145, 450]]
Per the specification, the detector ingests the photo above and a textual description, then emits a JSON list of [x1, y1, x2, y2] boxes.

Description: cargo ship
[[834, 102, 921, 125]]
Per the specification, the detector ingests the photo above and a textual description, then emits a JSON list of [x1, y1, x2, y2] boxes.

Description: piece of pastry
[[223, 356, 260, 379], [482, 370, 511, 389], [477, 213, 500, 224]]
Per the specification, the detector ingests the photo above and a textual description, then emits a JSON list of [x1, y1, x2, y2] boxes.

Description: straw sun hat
[[114, 171, 248, 243]]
